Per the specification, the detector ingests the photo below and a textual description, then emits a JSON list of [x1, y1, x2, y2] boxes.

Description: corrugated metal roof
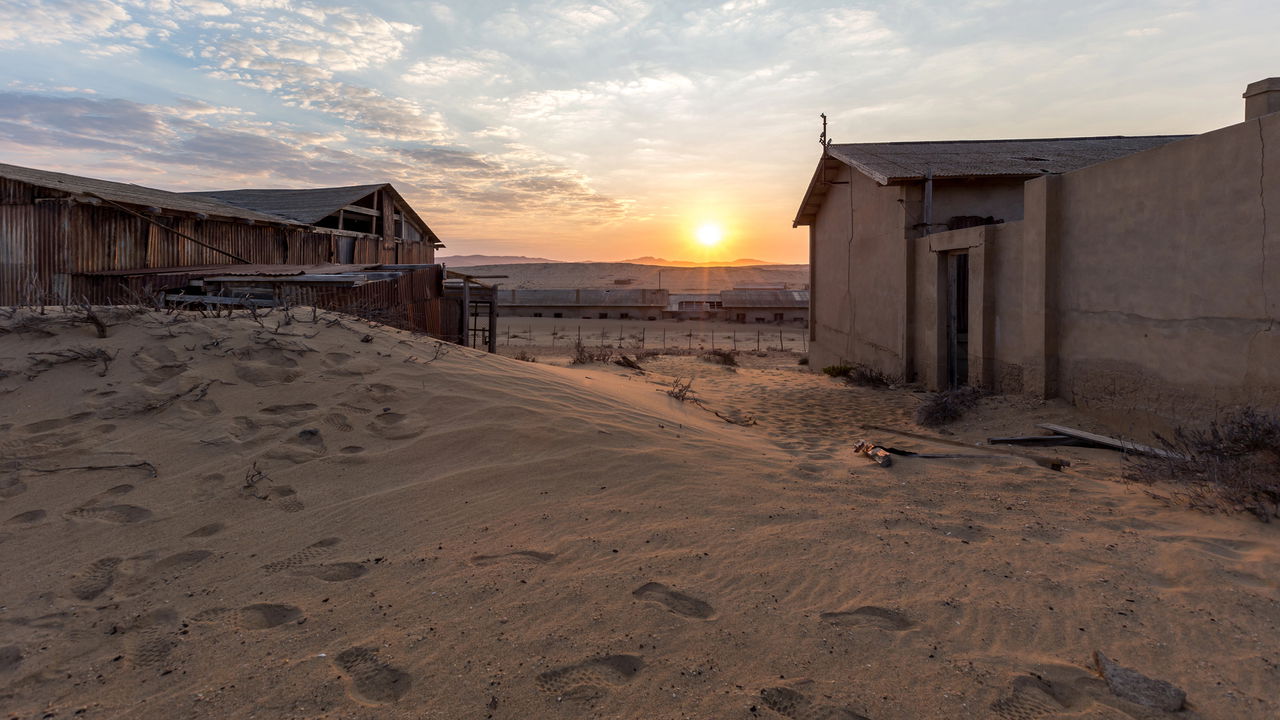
[[184, 185, 387, 224], [794, 134, 1192, 226], [499, 289, 669, 307], [828, 135, 1190, 184], [0, 162, 299, 225], [80, 263, 385, 277], [665, 293, 721, 312], [720, 289, 809, 308]]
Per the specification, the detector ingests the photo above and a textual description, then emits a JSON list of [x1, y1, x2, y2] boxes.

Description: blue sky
[[0, 0, 1275, 262]]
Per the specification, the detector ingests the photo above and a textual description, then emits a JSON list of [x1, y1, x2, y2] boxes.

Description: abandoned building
[[495, 289, 669, 320], [720, 288, 809, 325], [663, 293, 723, 320], [796, 78, 1280, 425], [0, 162, 479, 342]]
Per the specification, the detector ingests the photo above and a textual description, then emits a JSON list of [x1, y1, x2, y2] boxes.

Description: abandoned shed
[[720, 289, 809, 326], [496, 289, 669, 320], [0, 162, 465, 340], [796, 79, 1280, 425]]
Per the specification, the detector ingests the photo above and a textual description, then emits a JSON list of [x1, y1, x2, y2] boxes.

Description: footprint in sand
[[0, 475, 26, 499], [536, 655, 644, 699], [63, 504, 153, 525], [820, 606, 913, 631], [193, 603, 304, 630], [186, 522, 225, 538], [990, 675, 1076, 720], [470, 550, 556, 565], [322, 412, 353, 432], [0, 645, 21, 674], [262, 538, 341, 573], [366, 412, 423, 441], [760, 686, 870, 720], [151, 550, 213, 575], [290, 563, 367, 582], [260, 403, 319, 416], [632, 582, 715, 619], [5, 509, 46, 524], [333, 647, 412, 705], [127, 608, 180, 669], [69, 557, 121, 600]]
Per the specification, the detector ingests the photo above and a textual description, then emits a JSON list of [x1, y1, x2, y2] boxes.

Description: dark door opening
[[946, 251, 970, 388]]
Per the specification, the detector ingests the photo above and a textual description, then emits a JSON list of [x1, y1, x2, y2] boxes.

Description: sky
[[0, 1, 1276, 264]]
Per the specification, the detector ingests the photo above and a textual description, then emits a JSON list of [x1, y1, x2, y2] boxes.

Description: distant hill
[[619, 256, 778, 267], [453, 262, 808, 293], [439, 254, 564, 266]]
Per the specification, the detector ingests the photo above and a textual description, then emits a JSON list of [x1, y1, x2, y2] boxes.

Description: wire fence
[[496, 322, 809, 353]]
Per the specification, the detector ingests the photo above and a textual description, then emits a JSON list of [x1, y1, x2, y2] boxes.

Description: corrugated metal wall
[[1, 178, 434, 305]]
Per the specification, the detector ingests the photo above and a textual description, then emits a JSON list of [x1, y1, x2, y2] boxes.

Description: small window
[[598, 312, 608, 319], [774, 313, 784, 322], [620, 312, 630, 319], [553, 312, 563, 318], [533, 312, 543, 318]]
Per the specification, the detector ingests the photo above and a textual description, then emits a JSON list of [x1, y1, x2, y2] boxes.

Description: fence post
[[733, 330, 737, 351], [577, 325, 581, 345], [779, 328, 784, 351], [757, 330, 761, 352], [641, 327, 645, 349]]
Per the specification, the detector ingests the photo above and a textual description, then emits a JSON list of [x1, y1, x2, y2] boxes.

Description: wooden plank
[[1037, 423, 1182, 460], [987, 434, 1080, 446]]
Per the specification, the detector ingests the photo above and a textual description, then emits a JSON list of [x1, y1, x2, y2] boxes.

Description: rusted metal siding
[[2, 176, 438, 307]]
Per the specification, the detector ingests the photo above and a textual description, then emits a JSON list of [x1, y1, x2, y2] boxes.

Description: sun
[[695, 223, 723, 247]]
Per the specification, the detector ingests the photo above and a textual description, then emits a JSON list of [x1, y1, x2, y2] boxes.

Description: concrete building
[[663, 293, 723, 320], [796, 79, 1280, 426], [721, 289, 809, 325], [496, 288, 668, 320]]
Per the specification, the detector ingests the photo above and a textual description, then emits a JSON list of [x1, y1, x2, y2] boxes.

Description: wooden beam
[[1036, 424, 1182, 460], [342, 204, 381, 217]]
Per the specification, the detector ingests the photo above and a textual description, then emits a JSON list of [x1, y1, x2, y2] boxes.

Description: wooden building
[[0, 162, 464, 339]]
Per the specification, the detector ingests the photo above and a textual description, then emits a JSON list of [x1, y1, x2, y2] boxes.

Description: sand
[[1, 306, 1277, 719]]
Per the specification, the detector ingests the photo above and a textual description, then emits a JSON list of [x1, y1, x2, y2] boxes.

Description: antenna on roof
[[819, 113, 831, 150]]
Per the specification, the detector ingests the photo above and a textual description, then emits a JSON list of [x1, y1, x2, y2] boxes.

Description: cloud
[[0, 0, 133, 45], [403, 50, 509, 87]]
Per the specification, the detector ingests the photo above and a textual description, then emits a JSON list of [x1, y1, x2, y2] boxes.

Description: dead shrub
[[823, 362, 899, 388], [570, 340, 614, 365], [614, 354, 643, 371], [666, 377, 695, 401], [512, 351, 537, 363], [700, 348, 738, 367], [1125, 407, 1280, 522], [915, 386, 985, 427], [822, 364, 852, 378]]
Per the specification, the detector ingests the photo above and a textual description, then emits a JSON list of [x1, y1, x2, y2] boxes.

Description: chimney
[[1244, 77, 1280, 120]]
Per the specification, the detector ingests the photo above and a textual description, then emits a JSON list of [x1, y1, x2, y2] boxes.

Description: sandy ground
[[450, 262, 808, 292], [1, 307, 1277, 719]]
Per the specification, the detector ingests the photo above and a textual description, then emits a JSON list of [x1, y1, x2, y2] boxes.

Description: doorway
[[946, 251, 969, 387]]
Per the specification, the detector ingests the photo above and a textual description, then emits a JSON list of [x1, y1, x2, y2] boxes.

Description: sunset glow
[[695, 223, 724, 248]]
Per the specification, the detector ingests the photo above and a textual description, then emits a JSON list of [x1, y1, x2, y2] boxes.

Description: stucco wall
[[930, 178, 1027, 226], [809, 166, 910, 374], [1046, 112, 1280, 423]]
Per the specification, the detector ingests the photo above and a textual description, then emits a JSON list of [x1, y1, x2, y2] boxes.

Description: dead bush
[[1125, 407, 1280, 522], [823, 362, 899, 388], [512, 351, 537, 363], [822, 364, 852, 378], [666, 377, 695, 401], [700, 348, 738, 367], [915, 386, 985, 427], [614, 354, 643, 371], [570, 340, 614, 365]]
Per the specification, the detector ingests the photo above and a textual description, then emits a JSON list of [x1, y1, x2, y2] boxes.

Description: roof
[[79, 263, 385, 277], [183, 185, 386, 224], [185, 184, 443, 248], [498, 289, 669, 307], [0, 162, 299, 225], [794, 135, 1192, 226], [720, 289, 809, 308]]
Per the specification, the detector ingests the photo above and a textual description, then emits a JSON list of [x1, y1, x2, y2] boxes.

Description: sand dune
[[1, 307, 1276, 719]]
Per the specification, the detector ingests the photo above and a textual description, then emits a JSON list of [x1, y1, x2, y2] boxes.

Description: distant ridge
[[618, 256, 783, 267], [439, 254, 564, 266]]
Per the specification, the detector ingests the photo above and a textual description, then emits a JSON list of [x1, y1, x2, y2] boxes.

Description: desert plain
[[0, 306, 1276, 719]]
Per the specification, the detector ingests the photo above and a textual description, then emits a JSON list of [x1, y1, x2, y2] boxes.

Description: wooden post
[[641, 327, 645, 349], [578, 325, 581, 344], [460, 279, 470, 346], [662, 328, 666, 348], [618, 325, 623, 346], [733, 330, 737, 350], [778, 328, 784, 351], [757, 330, 761, 351], [487, 299, 496, 353]]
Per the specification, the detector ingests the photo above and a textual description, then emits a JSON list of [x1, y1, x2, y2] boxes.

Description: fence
[[496, 321, 809, 353]]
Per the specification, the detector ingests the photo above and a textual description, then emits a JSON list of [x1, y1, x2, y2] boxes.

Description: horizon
[[1, 1, 1276, 264]]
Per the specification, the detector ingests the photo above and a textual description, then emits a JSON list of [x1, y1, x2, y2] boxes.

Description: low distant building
[[721, 289, 809, 325], [663, 293, 723, 320], [496, 288, 668, 320]]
